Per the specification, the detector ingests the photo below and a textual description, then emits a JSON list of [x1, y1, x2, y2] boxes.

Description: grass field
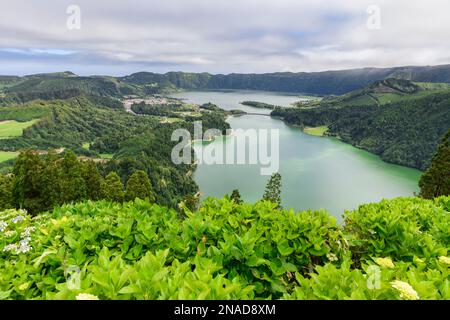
[[303, 125, 328, 136], [0, 151, 20, 162], [99, 153, 113, 159], [0, 119, 38, 138], [160, 117, 183, 124], [414, 81, 450, 90]]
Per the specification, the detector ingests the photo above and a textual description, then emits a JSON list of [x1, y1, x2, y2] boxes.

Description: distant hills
[[272, 78, 450, 170], [314, 78, 450, 107], [120, 64, 450, 95], [3, 64, 450, 99], [1, 65, 449, 171]]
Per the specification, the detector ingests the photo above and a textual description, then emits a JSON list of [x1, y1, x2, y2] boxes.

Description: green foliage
[[0, 93, 229, 209], [1, 73, 141, 104], [0, 96, 146, 152], [82, 161, 104, 201], [0, 196, 448, 300], [102, 172, 125, 203], [130, 102, 186, 117], [419, 129, 450, 198], [0, 152, 19, 163], [262, 173, 282, 209], [12, 150, 45, 213], [59, 151, 87, 204], [7, 150, 109, 213], [343, 197, 449, 262], [0, 174, 13, 210], [273, 89, 450, 170], [284, 257, 449, 300], [0, 120, 39, 138], [0, 103, 50, 121], [125, 170, 155, 202], [124, 65, 450, 95]]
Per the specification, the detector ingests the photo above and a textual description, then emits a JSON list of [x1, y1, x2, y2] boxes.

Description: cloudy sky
[[1, 0, 449, 76]]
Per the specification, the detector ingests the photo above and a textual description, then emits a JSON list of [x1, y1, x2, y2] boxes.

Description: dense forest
[[272, 81, 450, 170], [419, 129, 450, 198], [0, 150, 156, 214], [120, 64, 450, 95], [0, 90, 229, 209]]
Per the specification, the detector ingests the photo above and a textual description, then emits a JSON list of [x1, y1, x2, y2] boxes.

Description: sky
[[1, 0, 450, 76]]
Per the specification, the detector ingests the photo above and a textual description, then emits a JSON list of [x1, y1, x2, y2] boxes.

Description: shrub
[[0, 196, 448, 300]]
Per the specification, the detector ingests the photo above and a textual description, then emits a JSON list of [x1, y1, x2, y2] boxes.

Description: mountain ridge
[[3, 64, 450, 96], [272, 79, 450, 170]]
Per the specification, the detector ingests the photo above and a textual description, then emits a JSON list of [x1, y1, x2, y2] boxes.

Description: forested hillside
[[3, 64, 450, 101], [272, 80, 450, 170], [121, 64, 450, 95], [419, 129, 450, 198], [0, 72, 149, 106], [0, 92, 229, 209]]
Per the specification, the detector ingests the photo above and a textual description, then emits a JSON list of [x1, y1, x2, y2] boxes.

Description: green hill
[[3, 65, 450, 103], [313, 78, 450, 107], [0, 195, 448, 300], [0, 93, 229, 208], [2, 75, 141, 104], [122, 64, 450, 95], [272, 80, 450, 170], [419, 129, 450, 198]]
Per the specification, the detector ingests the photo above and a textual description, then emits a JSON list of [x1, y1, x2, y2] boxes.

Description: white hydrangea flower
[[0, 220, 7, 232], [21, 226, 36, 237], [326, 253, 338, 262], [4, 230, 15, 238], [438, 256, 450, 265], [390, 280, 420, 300], [12, 215, 25, 224], [3, 243, 18, 253], [76, 293, 99, 300], [15, 239, 32, 254], [374, 257, 395, 268]]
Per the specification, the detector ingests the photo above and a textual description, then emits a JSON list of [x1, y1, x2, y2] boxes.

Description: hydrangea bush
[[0, 196, 448, 300]]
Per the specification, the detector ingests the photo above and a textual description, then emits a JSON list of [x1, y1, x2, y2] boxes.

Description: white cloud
[[0, 0, 449, 75]]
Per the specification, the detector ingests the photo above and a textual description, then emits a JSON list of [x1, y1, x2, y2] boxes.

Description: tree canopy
[[419, 129, 450, 198]]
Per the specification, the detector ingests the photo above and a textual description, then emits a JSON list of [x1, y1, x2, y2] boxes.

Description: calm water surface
[[170, 90, 421, 220]]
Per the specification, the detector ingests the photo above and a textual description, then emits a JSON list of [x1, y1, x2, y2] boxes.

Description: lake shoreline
[[170, 90, 421, 218], [271, 114, 424, 173]]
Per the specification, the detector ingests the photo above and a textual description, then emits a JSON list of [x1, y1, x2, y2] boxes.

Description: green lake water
[[170, 90, 422, 219]]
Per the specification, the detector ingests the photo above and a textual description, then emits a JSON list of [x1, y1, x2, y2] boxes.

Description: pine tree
[[102, 172, 125, 202], [82, 160, 104, 201], [40, 150, 62, 210], [12, 150, 45, 213], [230, 189, 243, 204], [59, 150, 86, 204], [419, 129, 450, 198], [262, 172, 282, 209], [125, 170, 155, 202], [0, 174, 14, 210]]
